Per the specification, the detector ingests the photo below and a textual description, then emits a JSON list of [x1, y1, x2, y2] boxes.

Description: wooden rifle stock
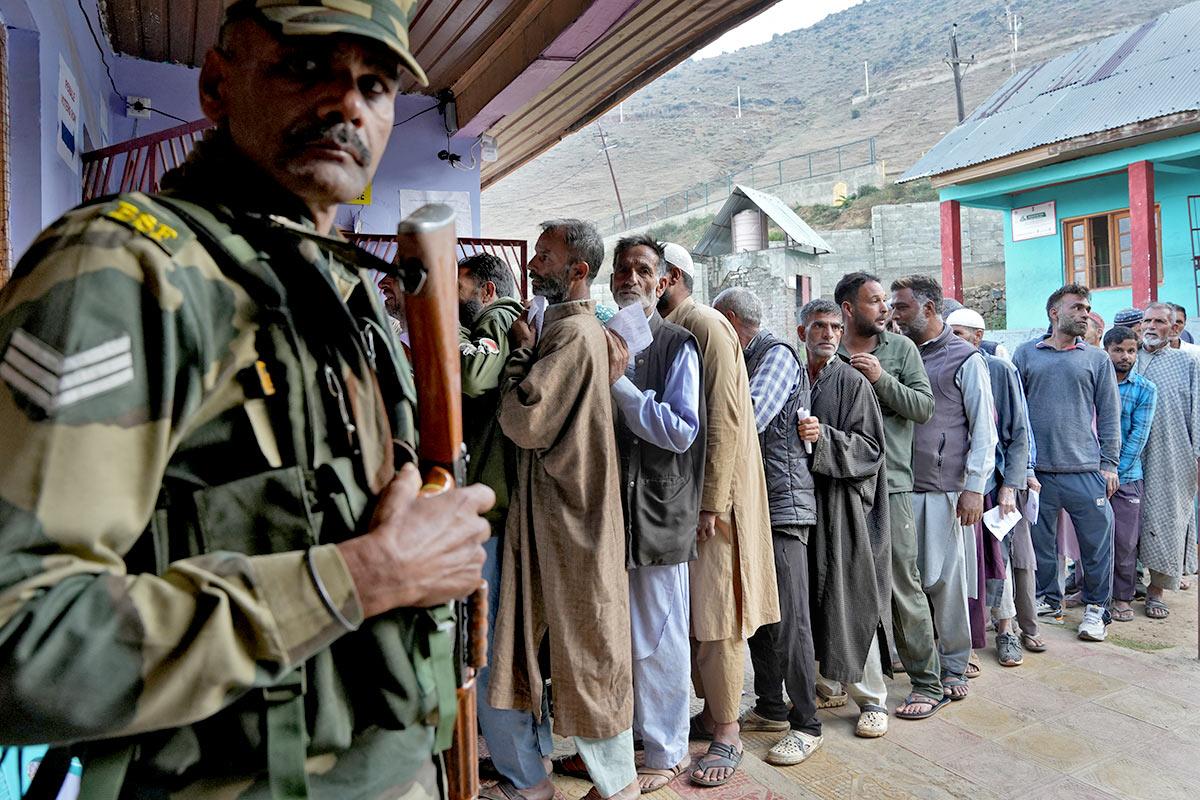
[[396, 205, 487, 800]]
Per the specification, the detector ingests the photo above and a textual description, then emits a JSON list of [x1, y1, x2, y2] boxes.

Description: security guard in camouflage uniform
[[0, 2, 493, 798]]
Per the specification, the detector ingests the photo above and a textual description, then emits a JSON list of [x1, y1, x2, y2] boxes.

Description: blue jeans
[[476, 536, 553, 789], [1031, 471, 1114, 608]]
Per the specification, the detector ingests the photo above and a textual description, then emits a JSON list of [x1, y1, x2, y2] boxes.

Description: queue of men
[[434, 215, 1200, 800]]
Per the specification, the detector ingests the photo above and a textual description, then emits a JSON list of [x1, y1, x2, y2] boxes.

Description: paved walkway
[[487, 585, 1200, 799]]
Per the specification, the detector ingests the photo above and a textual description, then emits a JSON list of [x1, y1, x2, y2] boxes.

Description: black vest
[[744, 331, 817, 529], [616, 312, 705, 567], [913, 324, 978, 492]]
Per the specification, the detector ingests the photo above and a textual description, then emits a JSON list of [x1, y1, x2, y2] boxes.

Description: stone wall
[[701, 248, 824, 346]]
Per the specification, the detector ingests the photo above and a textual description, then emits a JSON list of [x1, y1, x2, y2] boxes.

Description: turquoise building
[[902, 2, 1200, 329]]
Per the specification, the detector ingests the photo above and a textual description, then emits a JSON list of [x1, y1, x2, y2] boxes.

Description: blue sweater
[[1012, 337, 1121, 473]]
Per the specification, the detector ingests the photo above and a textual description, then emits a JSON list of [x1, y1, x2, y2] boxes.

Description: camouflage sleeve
[[0, 199, 362, 747]]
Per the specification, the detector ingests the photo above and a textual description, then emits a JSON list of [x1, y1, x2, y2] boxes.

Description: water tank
[[731, 209, 767, 253]]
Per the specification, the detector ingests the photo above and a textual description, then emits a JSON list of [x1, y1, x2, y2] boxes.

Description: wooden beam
[[1128, 161, 1158, 307]]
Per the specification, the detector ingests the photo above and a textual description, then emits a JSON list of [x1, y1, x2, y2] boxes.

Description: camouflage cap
[[224, 0, 428, 86]]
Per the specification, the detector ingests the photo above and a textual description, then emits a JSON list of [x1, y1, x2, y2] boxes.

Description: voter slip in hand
[[983, 505, 1022, 541], [604, 302, 654, 358]]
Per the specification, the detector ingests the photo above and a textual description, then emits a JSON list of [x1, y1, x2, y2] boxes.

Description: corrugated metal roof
[[901, 1, 1200, 183], [694, 185, 833, 257]]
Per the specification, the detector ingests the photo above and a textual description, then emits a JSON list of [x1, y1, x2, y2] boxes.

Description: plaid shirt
[[1116, 371, 1157, 484], [747, 334, 802, 433]]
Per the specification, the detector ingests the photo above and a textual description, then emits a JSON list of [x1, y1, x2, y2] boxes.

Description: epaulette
[[95, 193, 196, 256]]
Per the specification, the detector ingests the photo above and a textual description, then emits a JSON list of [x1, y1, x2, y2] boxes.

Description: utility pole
[[736, 86, 742, 119], [1004, 4, 1022, 74], [596, 124, 627, 230], [945, 24, 975, 123], [864, 61, 870, 98]]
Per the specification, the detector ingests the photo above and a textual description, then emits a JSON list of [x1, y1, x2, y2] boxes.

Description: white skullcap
[[946, 308, 986, 330], [661, 242, 694, 277]]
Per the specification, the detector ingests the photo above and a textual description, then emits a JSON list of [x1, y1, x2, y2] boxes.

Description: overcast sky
[[693, 0, 867, 59]]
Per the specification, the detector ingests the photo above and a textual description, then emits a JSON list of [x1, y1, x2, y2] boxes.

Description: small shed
[[696, 186, 833, 344]]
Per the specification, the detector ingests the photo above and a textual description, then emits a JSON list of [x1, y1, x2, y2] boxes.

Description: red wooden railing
[[349, 233, 528, 299], [81, 119, 214, 200]]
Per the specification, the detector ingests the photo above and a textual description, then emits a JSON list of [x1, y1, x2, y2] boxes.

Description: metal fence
[[601, 137, 877, 236], [81, 119, 214, 200], [348, 234, 529, 299]]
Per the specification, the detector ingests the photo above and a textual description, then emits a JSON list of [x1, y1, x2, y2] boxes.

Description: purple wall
[[2, 0, 481, 264]]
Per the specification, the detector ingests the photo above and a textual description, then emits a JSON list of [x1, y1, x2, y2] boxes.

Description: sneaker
[[737, 708, 789, 733], [765, 730, 823, 766], [996, 631, 1024, 666], [1077, 604, 1107, 641]]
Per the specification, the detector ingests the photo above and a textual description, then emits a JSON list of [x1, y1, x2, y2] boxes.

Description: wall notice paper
[[1011, 201, 1056, 241], [57, 55, 81, 172], [399, 190, 473, 237], [605, 303, 653, 358], [983, 505, 1022, 541]]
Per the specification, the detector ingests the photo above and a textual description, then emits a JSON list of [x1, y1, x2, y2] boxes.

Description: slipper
[[1145, 597, 1170, 619], [965, 652, 981, 679], [551, 753, 590, 780], [765, 730, 823, 766], [689, 741, 743, 787], [895, 692, 948, 720], [688, 712, 713, 741], [1020, 632, 1047, 652], [943, 676, 969, 701], [479, 781, 539, 800], [1110, 606, 1135, 622], [637, 760, 686, 794]]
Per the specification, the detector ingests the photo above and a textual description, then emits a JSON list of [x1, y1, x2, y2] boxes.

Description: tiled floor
[[497, 586, 1200, 800]]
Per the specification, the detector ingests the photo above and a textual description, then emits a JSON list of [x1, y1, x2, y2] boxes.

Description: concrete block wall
[[703, 248, 823, 347]]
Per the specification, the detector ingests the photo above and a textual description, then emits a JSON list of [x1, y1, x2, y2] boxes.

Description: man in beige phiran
[[489, 219, 637, 800], [658, 243, 779, 788]]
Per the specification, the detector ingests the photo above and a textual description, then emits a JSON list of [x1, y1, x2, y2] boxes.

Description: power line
[[393, 103, 439, 128], [77, 0, 121, 100]]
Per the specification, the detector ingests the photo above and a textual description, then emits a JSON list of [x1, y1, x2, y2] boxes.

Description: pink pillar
[[941, 199, 964, 301], [1128, 161, 1158, 307]]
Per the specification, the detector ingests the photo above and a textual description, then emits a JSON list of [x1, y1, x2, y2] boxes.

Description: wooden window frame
[[1061, 205, 1163, 290]]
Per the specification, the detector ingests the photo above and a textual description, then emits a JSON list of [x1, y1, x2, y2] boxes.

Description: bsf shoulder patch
[[99, 195, 193, 255], [0, 329, 135, 413]]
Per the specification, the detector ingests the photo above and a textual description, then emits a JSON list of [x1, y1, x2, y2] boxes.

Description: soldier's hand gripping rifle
[[396, 205, 487, 800]]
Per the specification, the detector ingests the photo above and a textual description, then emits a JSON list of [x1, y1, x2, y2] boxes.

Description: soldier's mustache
[[286, 122, 371, 165]]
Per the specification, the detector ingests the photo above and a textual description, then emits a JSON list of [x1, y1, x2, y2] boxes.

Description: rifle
[[396, 205, 487, 800]]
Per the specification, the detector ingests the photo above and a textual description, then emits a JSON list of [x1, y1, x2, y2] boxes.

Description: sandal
[[1110, 605, 1135, 622], [637, 759, 686, 794], [688, 712, 713, 741], [689, 741, 743, 786], [551, 752, 590, 780], [895, 692, 948, 720], [965, 652, 981, 679], [943, 676, 970, 701], [855, 705, 889, 738], [765, 730, 823, 766], [479, 781, 539, 800], [996, 631, 1024, 667], [816, 691, 848, 710], [1020, 632, 1047, 652], [1145, 597, 1170, 619]]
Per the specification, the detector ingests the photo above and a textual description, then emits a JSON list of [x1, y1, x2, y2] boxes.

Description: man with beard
[[599, 235, 702, 794], [0, 3, 497, 797], [835, 272, 946, 721], [456, 253, 555, 800], [946, 308, 1039, 667], [657, 244, 778, 788], [490, 220, 638, 800], [1134, 303, 1200, 619], [1102, 326, 1156, 623], [1013, 285, 1120, 641], [890, 276, 995, 701], [710, 287, 824, 758], [796, 299, 891, 743], [1167, 303, 1200, 358]]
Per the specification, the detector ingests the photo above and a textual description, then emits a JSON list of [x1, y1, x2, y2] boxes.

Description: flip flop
[[689, 741, 743, 787], [479, 781, 538, 800], [636, 759, 686, 794], [965, 653, 981, 679], [1145, 597, 1170, 619], [895, 692, 949, 720], [1020, 632, 1047, 652], [1110, 606, 1135, 622], [943, 676, 970, 701]]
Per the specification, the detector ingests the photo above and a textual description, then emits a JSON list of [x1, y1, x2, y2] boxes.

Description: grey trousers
[[888, 492, 943, 701], [912, 492, 973, 679]]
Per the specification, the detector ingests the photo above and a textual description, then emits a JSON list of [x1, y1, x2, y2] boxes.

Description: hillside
[[480, 0, 1184, 238]]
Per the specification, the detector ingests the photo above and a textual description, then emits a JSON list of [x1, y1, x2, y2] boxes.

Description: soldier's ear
[[199, 48, 230, 124]]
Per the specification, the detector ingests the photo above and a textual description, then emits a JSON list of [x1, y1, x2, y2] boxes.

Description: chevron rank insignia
[[0, 329, 135, 413]]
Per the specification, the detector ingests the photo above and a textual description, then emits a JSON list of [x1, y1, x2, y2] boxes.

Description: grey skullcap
[[1114, 307, 1144, 326]]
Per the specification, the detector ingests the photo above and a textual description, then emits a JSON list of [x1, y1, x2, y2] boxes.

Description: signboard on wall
[[57, 55, 80, 173], [399, 190, 474, 237], [1011, 201, 1056, 241]]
